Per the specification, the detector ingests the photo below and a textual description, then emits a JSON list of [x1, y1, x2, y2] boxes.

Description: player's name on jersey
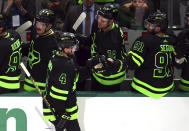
[[11, 39, 21, 51], [160, 45, 174, 52]]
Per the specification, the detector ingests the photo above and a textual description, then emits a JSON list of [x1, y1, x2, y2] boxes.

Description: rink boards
[[0, 91, 189, 131]]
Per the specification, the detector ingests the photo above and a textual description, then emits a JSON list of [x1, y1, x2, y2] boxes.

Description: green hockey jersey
[[125, 33, 175, 98], [0, 32, 22, 92], [24, 30, 57, 92], [91, 23, 127, 85]]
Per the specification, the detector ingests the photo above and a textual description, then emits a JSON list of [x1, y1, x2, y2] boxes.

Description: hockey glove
[[180, 43, 189, 56], [102, 58, 122, 76], [175, 57, 185, 65], [86, 56, 104, 69], [175, 42, 189, 58], [55, 113, 71, 130]]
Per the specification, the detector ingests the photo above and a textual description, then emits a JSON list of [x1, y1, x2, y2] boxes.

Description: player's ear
[[110, 19, 114, 24], [48, 24, 53, 29], [64, 48, 69, 53], [155, 26, 161, 32]]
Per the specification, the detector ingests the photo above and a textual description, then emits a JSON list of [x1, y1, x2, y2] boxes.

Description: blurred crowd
[[1, 0, 189, 30]]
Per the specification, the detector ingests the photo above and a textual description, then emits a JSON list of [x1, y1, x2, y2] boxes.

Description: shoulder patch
[[133, 41, 144, 53]]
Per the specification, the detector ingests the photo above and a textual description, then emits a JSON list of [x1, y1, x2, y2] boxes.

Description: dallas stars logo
[[28, 40, 40, 69]]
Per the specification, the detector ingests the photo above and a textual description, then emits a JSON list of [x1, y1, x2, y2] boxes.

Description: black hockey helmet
[[145, 11, 168, 32], [0, 13, 7, 27], [36, 9, 55, 24], [57, 32, 79, 51], [97, 3, 118, 20]]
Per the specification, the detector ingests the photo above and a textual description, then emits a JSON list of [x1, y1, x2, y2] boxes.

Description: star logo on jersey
[[28, 41, 40, 69], [163, 39, 168, 43], [10, 38, 14, 41]]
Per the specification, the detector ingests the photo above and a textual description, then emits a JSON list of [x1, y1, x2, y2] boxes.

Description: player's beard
[[66, 51, 75, 58], [67, 53, 74, 58]]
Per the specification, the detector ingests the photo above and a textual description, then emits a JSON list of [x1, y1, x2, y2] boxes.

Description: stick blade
[[15, 21, 32, 34], [72, 12, 86, 31]]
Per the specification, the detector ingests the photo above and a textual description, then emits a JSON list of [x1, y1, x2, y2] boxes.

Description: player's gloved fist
[[86, 56, 103, 69], [175, 57, 185, 64], [55, 113, 71, 129], [103, 58, 122, 75], [175, 45, 185, 59], [175, 42, 189, 58], [181, 43, 189, 56]]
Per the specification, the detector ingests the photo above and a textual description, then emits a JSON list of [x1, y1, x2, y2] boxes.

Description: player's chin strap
[[65, 49, 75, 59], [43, 23, 52, 34]]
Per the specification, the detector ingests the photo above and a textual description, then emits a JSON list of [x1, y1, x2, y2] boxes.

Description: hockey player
[[23, 9, 57, 92], [0, 13, 22, 94], [43, 32, 98, 131], [123, 11, 175, 98], [90, 3, 127, 91], [175, 12, 189, 92]]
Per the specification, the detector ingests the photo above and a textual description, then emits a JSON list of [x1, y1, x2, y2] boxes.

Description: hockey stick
[[72, 12, 88, 40], [72, 12, 86, 31], [20, 62, 54, 113], [20, 62, 68, 129], [15, 21, 32, 35]]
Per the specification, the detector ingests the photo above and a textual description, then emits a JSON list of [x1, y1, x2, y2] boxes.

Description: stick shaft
[[20, 62, 57, 117]]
